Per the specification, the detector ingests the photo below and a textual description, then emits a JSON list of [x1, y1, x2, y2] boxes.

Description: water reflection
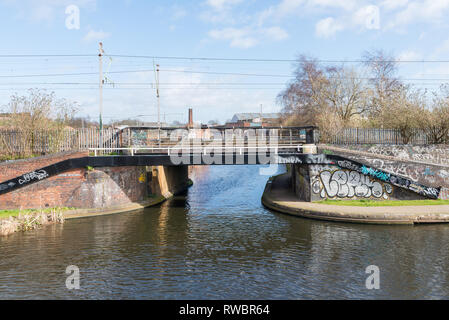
[[1, 165, 449, 299]]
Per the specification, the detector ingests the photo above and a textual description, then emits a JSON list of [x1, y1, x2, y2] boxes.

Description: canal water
[[1, 165, 449, 299]]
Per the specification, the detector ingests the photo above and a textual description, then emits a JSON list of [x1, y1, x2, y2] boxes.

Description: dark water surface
[[1, 165, 449, 299]]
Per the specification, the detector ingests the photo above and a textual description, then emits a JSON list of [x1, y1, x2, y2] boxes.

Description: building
[[225, 113, 282, 128]]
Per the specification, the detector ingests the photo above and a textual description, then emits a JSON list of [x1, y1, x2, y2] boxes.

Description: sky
[[1, 0, 449, 124]]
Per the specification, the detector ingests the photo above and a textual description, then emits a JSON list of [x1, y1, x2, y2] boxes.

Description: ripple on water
[[1, 165, 449, 299]]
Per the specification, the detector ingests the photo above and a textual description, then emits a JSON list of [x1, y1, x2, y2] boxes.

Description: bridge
[[0, 125, 446, 215]]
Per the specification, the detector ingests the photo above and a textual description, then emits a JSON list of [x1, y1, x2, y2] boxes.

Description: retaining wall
[[320, 145, 449, 200], [0, 152, 190, 210], [292, 163, 426, 202]]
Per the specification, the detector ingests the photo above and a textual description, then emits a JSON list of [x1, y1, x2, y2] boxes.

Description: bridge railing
[[0, 126, 317, 158], [325, 128, 430, 145], [121, 126, 316, 148], [88, 144, 305, 156]]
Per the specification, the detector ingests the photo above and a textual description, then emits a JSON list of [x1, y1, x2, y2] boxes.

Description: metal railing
[[0, 126, 317, 158], [326, 128, 430, 145], [89, 145, 305, 156]]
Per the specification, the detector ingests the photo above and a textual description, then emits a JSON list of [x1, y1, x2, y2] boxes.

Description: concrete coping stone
[[262, 173, 449, 225]]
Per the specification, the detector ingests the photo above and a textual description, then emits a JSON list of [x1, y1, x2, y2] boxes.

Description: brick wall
[[0, 151, 88, 182], [0, 152, 149, 210]]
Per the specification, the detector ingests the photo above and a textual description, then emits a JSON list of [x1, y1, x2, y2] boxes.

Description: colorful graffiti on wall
[[310, 166, 393, 199]]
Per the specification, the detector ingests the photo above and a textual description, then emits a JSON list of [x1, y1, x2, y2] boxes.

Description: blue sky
[[1, 0, 449, 124]]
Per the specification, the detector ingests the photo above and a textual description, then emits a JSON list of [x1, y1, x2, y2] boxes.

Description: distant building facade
[[225, 113, 281, 128]]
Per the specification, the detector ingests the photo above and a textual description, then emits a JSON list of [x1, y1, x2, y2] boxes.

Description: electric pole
[[99, 42, 104, 148], [156, 65, 161, 126], [154, 63, 161, 146]]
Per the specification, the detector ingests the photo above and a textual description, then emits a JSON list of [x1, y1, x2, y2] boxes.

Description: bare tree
[[277, 55, 369, 141], [362, 50, 402, 126], [422, 85, 449, 144], [0, 89, 78, 158], [322, 66, 369, 125], [381, 85, 425, 144], [277, 55, 329, 126]]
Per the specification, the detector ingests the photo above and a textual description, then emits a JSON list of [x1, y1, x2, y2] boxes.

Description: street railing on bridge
[[89, 145, 305, 157], [0, 126, 317, 158], [327, 128, 430, 145]]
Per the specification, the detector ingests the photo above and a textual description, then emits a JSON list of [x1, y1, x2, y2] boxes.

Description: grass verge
[[315, 199, 449, 207], [0, 207, 74, 220]]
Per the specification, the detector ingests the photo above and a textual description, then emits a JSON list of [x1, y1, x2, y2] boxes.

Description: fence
[[1, 127, 432, 158], [0, 127, 315, 158], [325, 128, 432, 145], [0, 128, 121, 157]]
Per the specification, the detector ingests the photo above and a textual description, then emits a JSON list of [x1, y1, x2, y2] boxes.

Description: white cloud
[[307, 0, 357, 11], [352, 5, 380, 30], [206, 0, 243, 11], [208, 26, 288, 48], [387, 0, 449, 29], [208, 27, 257, 48], [315, 17, 344, 38], [83, 29, 110, 42], [380, 0, 409, 11], [398, 50, 421, 61], [1, 0, 96, 23], [431, 38, 449, 58], [264, 26, 289, 41], [258, 0, 357, 25]]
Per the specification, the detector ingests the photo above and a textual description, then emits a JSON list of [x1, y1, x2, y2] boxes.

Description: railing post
[[306, 128, 314, 144]]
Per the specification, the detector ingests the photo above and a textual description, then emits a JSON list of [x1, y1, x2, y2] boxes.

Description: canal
[[1, 165, 449, 299]]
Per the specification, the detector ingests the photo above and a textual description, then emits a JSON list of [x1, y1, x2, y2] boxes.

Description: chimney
[[188, 108, 193, 128]]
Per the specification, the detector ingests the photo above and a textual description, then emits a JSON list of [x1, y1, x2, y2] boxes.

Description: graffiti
[[332, 155, 441, 199], [275, 155, 303, 164], [0, 182, 15, 191], [337, 160, 360, 172], [363, 145, 449, 166], [361, 165, 391, 182], [423, 167, 435, 176], [18, 170, 49, 185], [305, 154, 334, 164], [311, 167, 393, 199]]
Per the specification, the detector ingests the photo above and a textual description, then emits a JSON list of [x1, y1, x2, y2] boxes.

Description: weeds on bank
[[0, 208, 70, 236]]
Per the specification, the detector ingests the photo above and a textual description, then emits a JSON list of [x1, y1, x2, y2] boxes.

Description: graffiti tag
[[312, 169, 393, 199], [18, 170, 49, 185]]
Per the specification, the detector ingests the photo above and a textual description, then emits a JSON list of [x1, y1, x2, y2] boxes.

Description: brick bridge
[[0, 127, 447, 211]]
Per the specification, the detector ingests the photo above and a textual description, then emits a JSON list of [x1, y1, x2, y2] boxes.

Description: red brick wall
[[0, 151, 88, 182], [0, 152, 149, 210]]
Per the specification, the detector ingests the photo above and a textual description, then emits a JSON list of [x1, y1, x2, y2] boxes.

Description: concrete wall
[[0, 152, 191, 210], [292, 163, 426, 202], [328, 144, 449, 166], [148, 165, 189, 198], [320, 145, 449, 199], [291, 165, 311, 201]]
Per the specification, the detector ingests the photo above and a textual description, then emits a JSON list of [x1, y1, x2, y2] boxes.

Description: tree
[[277, 55, 369, 141], [362, 50, 402, 126], [421, 86, 449, 144], [321, 66, 369, 125], [277, 55, 328, 126], [0, 89, 78, 157], [381, 85, 425, 144]]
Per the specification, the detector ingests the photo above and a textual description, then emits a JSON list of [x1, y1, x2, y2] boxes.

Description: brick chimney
[[188, 108, 193, 128]]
